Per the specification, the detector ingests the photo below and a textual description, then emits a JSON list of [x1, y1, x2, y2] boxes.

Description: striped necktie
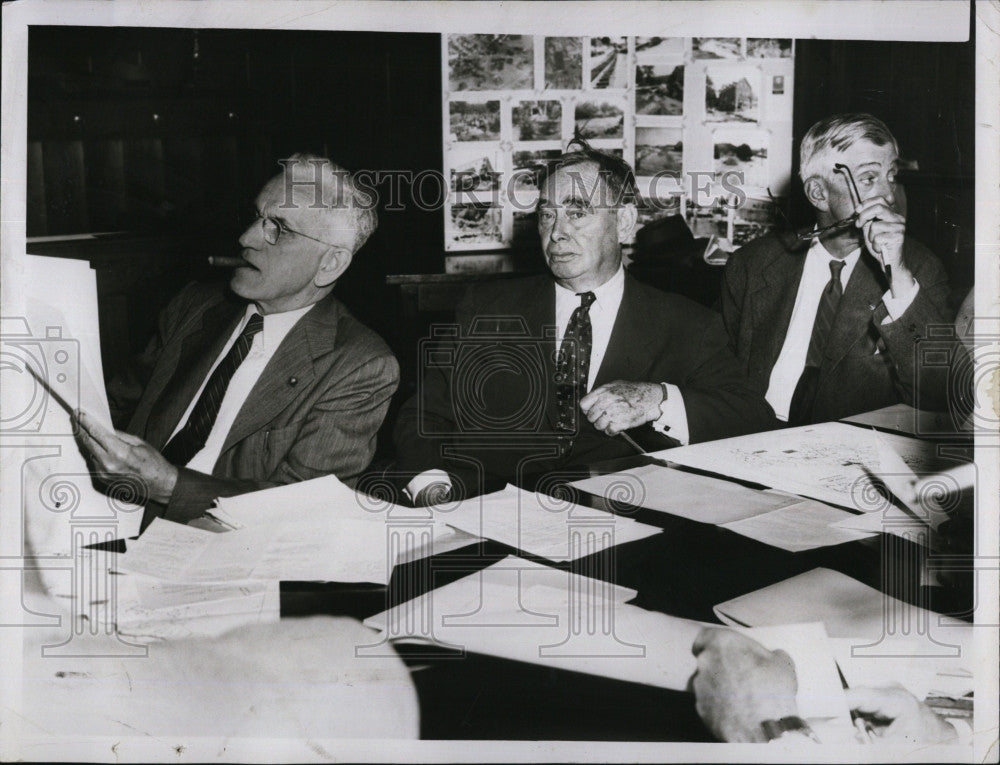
[[161, 312, 264, 466]]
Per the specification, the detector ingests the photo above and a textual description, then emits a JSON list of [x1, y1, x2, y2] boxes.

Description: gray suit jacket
[[108, 282, 399, 523], [720, 232, 953, 424]]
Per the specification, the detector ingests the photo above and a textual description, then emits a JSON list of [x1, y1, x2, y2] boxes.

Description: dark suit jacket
[[720, 232, 953, 424], [108, 282, 399, 523], [393, 272, 773, 497]]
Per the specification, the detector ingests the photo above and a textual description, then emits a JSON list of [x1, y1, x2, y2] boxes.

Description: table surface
[[277, 448, 973, 741]]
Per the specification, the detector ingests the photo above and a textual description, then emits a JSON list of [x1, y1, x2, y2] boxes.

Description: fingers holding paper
[[579, 380, 663, 436], [845, 686, 957, 744], [75, 410, 178, 504]]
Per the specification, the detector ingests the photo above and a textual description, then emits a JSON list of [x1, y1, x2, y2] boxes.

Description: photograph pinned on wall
[[635, 64, 684, 116], [692, 37, 742, 60], [714, 128, 769, 189], [574, 98, 624, 139], [589, 37, 627, 88], [772, 74, 785, 95], [511, 149, 562, 190], [635, 127, 683, 177], [732, 220, 772, 247], [449, 201, 503, 245], [747, 38, 793, 58], [449, 100, 501, 141], [635, 191, 683, 230], [545, 37, 583, 89], [705, 65, 760, 123], [685, 197, 731, 240], [732, 195, 780, 247], [448, 34, 533, 91], [512, 100, 562, 141], [448, 145, 502, 193], [635, 37, 684, 57]]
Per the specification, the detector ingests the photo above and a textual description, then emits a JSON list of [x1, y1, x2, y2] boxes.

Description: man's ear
[[616, 202, 638, 244], [804, 177, 829, 212], [314, 248, 353, 289]]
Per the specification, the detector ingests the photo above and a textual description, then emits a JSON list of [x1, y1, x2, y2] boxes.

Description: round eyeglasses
[[257, 215, 337, 247]]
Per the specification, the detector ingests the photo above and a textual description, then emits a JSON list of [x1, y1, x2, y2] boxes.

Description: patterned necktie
[[555, 291, 596, 433], [161, 312, 264, 466], [789, 259, 846, 425]]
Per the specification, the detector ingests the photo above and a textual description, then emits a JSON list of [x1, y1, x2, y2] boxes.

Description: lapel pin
[[288, 376, 298, 386]]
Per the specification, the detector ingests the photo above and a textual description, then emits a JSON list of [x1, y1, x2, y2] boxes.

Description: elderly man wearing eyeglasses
[[77, 154, 399, 529]]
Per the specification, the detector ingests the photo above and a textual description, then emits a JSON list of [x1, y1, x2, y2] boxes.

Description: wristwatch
[[760, 716, 819, 743]]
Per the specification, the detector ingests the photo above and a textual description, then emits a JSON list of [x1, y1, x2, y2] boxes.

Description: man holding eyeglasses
[[720, 113, 953, 426], [77, 153, 399, 528]]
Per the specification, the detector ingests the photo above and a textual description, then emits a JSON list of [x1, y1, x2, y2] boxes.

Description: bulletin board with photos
[[442, 35, 795, 255]]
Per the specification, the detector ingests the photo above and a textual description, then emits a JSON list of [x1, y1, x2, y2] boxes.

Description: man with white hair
[[721, 113, 953, 425], [77, 154, 399, 527]]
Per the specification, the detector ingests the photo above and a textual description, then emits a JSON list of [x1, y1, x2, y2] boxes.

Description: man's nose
[[549, 212, 570, 242], [238, 218, 263, 248]]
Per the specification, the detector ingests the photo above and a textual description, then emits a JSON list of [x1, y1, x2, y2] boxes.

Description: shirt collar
[[809, 238, 862, 270], [554, 265, 626, 310], [244, 302, 313, 351]]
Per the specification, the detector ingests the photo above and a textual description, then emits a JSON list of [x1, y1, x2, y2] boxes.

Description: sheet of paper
[[120, 517, 392, 584], [713, 567, 969, 643], [651, 422, 958, 511], [720, 498, 875, 552], [841, 403, 955, 437], [364, 557, 850, 724], [440, 485, 661, 561], [570, 463, 800, 524]]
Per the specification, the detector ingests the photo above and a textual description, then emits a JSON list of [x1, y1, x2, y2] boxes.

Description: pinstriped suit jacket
[[108, 281, 399, 524]]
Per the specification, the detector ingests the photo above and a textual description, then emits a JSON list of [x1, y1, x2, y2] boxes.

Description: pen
[[617, 431, 646, 455], [836, 662, 875, 744]]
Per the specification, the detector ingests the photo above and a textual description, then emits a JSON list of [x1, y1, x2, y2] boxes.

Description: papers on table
[[364, 556, 852, 726], [651, 421, 961, 512], [571, 464, 874, 552], [0, 254, 143, 569], [439, 484, 662, 561], [120, 517, 392, 584]]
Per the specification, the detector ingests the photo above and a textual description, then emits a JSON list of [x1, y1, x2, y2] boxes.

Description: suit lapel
[[144, 297, 244, 449], [748, 244, 806, 376], [593, 275, 656, 388], [219, 295, 340, 454], [824, 253, 885, 367]]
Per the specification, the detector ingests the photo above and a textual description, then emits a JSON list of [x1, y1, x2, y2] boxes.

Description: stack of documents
[[571, 464, 874, 552], [438, 484, 662, 561], [364, 556, 854, 732]]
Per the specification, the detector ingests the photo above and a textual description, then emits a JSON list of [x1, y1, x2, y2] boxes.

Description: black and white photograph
[[0, 1, 994, 763], [635, 64, 684, 116], [589, 36, 628, 88], [635, 127, 683, 176], [705, 64, 760, 122], [512, 99, 562, 141], [713, 128, 769, 188], [692, 37, 742, 59], [635, 36, 684, 57], [448, 33, 533, 90], [573, 98, 624, 138], [747, 37, 793, 57], [449, 100, 501, 141], [545, 36, 582, 90]]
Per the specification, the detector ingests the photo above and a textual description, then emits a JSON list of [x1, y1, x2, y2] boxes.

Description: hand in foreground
[[855, 196, 914, 289], [846, 686, 958, 745], [74, 410, 178, 504], [579, 380, 664, 436], [691, 627, 799, 743]]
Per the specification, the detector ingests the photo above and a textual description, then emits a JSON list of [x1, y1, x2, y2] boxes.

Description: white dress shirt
[[170, 303, 313, 473], [766, 239, 920, 421], [406, 266, 690, 501]]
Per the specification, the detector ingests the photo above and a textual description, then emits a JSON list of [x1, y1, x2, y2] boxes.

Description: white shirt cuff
[[651, 383, 690, 445], [881, 280, 920, 324], [404, 469, 452, 503]]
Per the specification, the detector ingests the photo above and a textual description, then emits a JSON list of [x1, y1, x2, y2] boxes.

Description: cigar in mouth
[[207, 256, 248, 268]]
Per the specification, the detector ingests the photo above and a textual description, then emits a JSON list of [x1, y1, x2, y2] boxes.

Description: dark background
[[26, 25, 975, 386]]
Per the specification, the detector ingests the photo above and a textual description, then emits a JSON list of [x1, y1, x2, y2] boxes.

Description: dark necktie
[[555, 291, 596, 433], [788, 259, 846, 425], [161, 312, 264, 466]]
